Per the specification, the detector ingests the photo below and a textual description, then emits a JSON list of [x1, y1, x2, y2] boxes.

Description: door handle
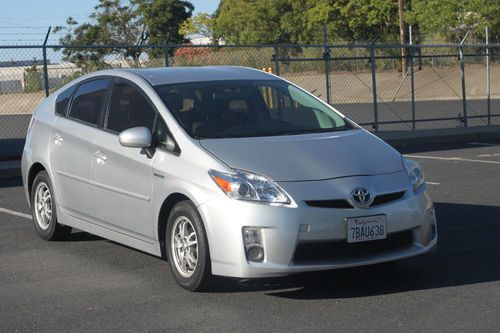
[[53, 132, 63, 145], [94, 150, 107, 162]]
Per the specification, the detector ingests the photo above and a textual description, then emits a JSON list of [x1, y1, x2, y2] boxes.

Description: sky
[[1, 0, 220, 44]]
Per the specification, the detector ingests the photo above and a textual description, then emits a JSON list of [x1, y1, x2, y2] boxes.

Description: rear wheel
[[31, 171, 71, 241], [166, 200, 212, 291]]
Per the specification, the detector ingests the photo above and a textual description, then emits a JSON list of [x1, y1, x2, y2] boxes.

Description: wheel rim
[[34, 182, 52, 230], [171, 216, 198, 278]]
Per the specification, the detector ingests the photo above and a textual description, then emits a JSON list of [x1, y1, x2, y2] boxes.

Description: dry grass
[[0, 92, 45, 115]]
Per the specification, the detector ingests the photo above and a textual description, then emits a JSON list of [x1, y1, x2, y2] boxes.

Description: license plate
[[347, 215, 387, 243]]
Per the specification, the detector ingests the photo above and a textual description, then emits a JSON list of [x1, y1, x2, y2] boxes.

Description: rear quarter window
[[68, 78, 111, 126], [55, 84, 76, 116]]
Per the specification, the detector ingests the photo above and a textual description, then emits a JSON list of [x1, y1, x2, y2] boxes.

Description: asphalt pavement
[[1, 141, 499, 332]]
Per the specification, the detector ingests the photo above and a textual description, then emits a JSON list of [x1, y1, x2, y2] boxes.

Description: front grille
[[304, 199, 353, 209], [371, 191, 405, 206], [292, 230, 413, 264], [304, 191, 406, 209]]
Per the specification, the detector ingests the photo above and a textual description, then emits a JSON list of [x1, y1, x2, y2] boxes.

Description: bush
[[23, 64, 42, 93]]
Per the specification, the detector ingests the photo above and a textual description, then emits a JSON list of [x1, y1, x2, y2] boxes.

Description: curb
[[377, 125, 500, 147]]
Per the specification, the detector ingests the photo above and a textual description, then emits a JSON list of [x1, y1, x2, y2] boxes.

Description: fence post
[[409, 43, 416, 130], [273, 45, 280, 76], [164, 46, 170, 67], [458, 32, 470, 127], [459, 45, 468, 127], [323, 24, 331, 104], [42, 26, 51, 97], [370, 45, 379, 131], [486, 27, 491, 125]]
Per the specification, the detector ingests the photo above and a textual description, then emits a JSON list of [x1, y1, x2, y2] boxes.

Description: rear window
[[68, 79, 111, 126], [55, 84, 76, 116]]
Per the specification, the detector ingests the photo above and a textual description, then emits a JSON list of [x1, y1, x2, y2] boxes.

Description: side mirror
[[119, 127, 152, 148]]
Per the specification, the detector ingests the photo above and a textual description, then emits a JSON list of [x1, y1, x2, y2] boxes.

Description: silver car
[[22, 66, 437, 291]]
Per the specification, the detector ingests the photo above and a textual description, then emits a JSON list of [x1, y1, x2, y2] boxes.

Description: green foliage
[[214, 0, 500, 44], [54, 0, 193, 67], [140, 0, 193, 55], [179, 12, 216, 40], [23, 63, 42, 93], [214, 0, 292, 44], [407, 0, 500, 42], [213, 0, 401, 44]]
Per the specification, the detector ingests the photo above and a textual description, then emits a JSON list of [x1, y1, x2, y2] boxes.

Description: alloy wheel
[[34, 182, 52, 230], [171, 216, 198, 278]]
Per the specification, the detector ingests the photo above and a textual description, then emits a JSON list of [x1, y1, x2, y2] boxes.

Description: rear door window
[[68, 78, 111, 126]]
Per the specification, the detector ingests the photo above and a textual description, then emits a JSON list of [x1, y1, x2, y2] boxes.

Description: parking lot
[[1, 140, 499, 332]]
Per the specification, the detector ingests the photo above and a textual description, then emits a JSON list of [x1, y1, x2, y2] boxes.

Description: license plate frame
[[346, 214, 387, 243]]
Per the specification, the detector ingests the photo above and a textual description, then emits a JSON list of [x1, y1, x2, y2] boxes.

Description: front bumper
[[198, 174, 437, 278]]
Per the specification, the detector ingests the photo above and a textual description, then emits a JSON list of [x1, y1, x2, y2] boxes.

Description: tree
[[213, 0, 292, 44], [407, 0, 500, 42], [213, 0, 500, 45], [213, 0, 401, 44], [179, 12, 216, 40], [140, 0, 194, 45], [54, 0, 193, 69]]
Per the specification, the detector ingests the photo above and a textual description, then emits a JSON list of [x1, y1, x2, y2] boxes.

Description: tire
[[166, 200, 212, 291], [30, 170, 71, 241]]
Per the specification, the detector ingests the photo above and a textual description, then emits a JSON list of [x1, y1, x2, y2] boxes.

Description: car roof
[[115, 66, 279, 86]]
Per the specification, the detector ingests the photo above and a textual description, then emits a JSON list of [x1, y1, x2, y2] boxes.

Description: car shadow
[[33, 201, 500, 297], [206, 202, 500, 298], [64, 231, 103, 242]]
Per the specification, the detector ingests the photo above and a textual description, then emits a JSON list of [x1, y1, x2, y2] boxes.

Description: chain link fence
[[1, 43, 500, 140]]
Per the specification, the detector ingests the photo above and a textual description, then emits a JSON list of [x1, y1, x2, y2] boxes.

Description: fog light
[[247, 245, 264, 262], [243, 227, 264, 262]]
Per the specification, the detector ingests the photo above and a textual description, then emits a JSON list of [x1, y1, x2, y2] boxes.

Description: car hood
[[199, 129, 404, 182]]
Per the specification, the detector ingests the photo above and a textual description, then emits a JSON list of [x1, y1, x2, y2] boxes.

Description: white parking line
[[405, 154, 500, 165], [467, 142, 498, 146], [0, 207, 31, 220], [426, 182, 441, 185], [477, 153, 500, 158]]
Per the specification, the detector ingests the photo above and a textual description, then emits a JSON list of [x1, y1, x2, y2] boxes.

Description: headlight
[[403, 157, 425, 191], [209, 169, 290, 204]]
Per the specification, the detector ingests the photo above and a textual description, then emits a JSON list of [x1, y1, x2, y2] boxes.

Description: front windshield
[[155, 79, 352, 139]]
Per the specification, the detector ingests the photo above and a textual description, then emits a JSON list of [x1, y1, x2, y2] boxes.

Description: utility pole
[[398, 0, 406, 76]]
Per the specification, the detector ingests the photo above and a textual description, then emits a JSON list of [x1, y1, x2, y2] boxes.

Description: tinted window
[[106, 82, 156, 133], [155, 80, 350, 139], [55, 84, 76, 116], [69, 79, 110, 125]]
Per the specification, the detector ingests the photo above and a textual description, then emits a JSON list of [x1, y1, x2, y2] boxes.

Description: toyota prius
[[22, 66, 437, 291]]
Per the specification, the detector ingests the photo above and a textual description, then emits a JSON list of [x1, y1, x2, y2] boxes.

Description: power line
[[0, 13, 91, 21], [0, 20, 42, 28], [0, 26, 50, 29]]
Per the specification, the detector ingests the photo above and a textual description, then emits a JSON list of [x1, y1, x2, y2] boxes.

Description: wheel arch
[[157, 192, 193, 258], [27, 162, 48, 198]]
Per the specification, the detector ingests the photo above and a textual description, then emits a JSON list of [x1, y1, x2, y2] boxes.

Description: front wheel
[[31, 170, 71, 241], [166, 200, 212, 291]]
